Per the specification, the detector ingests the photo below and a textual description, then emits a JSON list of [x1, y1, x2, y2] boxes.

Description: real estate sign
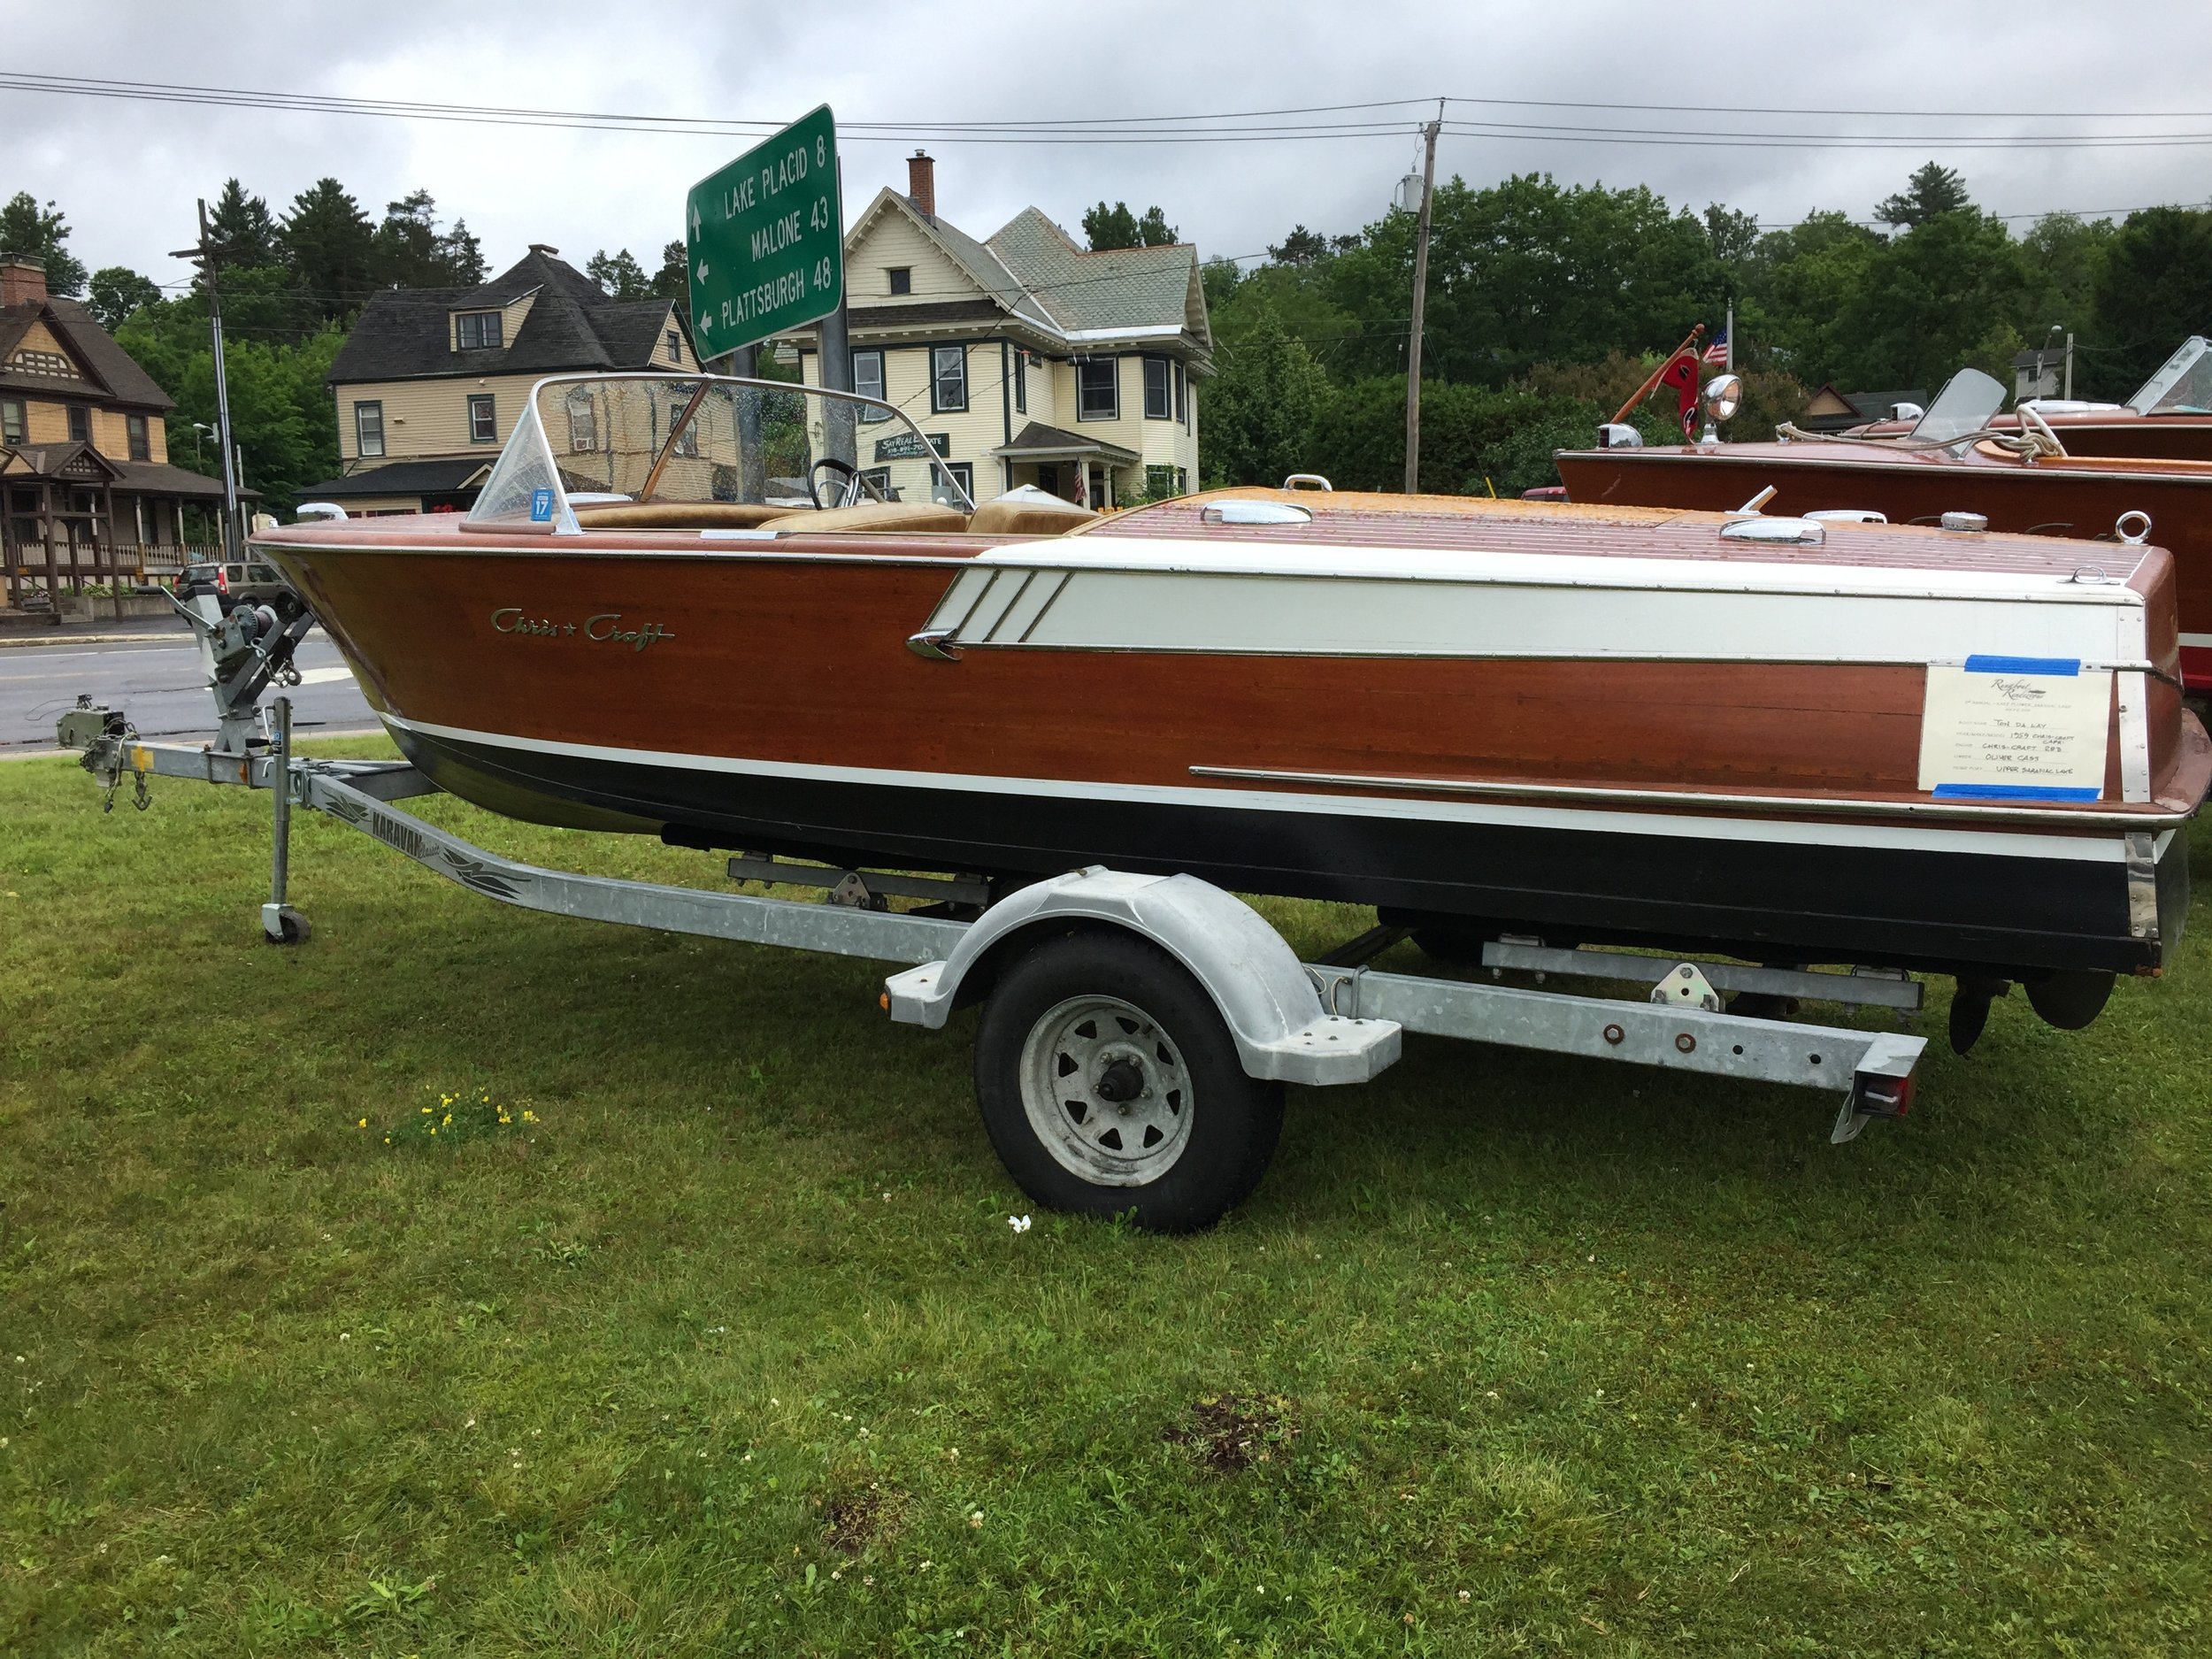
[[686, 105, 843, 357]]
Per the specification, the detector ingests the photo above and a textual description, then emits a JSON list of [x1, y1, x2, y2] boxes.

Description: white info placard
[[1917, 657, 2110, 801]]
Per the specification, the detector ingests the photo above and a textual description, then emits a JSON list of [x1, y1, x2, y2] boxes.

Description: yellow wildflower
[[357, 1118, 367, 1128], [442, 1113, 453, 1125], [521, 1110, 538, 1124]]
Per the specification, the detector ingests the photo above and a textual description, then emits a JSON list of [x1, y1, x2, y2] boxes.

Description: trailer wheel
[[973, 931, 1284, 1233]]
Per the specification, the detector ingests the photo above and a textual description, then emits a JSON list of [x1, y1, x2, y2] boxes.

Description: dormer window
[[887, 267, 912, 296], [455, 310, 503, 350], [664, 328, 683, 364]]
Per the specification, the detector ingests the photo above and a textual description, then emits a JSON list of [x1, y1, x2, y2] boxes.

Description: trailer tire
[[973, 930, 1284, 1233]]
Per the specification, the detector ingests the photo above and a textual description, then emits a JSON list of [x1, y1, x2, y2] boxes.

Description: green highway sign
[[686, 104, 842, 357]]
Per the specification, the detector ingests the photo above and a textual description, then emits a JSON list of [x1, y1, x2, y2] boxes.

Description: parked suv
[[174, 558, 292, 615]]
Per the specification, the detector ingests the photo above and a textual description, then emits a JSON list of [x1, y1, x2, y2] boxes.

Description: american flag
[[1701, 326, 1730, 367]]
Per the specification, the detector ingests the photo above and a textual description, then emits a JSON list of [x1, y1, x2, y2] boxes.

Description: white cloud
[[5, 0, 2208, 287]]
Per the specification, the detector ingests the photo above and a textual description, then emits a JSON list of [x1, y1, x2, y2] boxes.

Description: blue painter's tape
[[529, 487, 555, 523], [1962, 655, 2079, 675], [1932, 783, 2101, 802]]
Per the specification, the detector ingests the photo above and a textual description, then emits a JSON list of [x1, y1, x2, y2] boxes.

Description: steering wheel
[[809, 457, 886, 508], [2018, 402, 2069, 458]]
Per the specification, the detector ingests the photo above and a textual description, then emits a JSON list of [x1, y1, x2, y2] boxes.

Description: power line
[[13, 71, 2212, 152]]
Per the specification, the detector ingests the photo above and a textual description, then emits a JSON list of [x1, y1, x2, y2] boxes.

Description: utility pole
[[816, 159, 859, 493], [2064, 331, 2075, 400], [1402, 102, 1442, 495], [170, 200, 242, 559]]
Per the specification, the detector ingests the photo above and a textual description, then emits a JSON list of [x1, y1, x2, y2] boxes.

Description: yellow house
[[2, 254, 235, 608], [303, 245, 699, 516], [784, 155, 1210, 509]]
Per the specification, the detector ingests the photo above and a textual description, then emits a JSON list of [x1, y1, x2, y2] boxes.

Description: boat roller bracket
[[1652, 962, 1723, 1014]]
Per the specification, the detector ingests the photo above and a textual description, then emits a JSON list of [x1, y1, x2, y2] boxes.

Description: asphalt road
[[0, 628, 376, 753]]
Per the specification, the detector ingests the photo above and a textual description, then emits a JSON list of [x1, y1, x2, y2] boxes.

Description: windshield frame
[[2126, 336, 2212, 416], [461, 371, 979, 536], [1908, 367, 2008, 445]]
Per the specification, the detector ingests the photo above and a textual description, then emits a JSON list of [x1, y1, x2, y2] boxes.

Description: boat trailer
[[57, 591, 1926, 1225]]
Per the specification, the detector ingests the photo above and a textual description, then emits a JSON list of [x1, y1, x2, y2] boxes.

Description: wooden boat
[[261, 374, 2207, 1032], [1556, 365, 2212, 690], [1855, 336, 2212, 461]]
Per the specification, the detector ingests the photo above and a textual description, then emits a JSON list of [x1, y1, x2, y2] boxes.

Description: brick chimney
[[0, 254, 48, 308], [905, 150, 936, 220]]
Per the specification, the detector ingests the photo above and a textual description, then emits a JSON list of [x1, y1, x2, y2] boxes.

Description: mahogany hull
[[257, 527, 2200, 980], [1555, 447, 2212, 689]]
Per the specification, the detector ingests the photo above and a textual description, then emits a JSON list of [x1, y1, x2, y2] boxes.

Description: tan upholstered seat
[[966, 495, 1100, 535], [760, 500, 971, 534], [572, 502, 789, 529]]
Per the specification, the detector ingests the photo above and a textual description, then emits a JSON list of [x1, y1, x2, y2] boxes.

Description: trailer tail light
[[1851, 1066, 1914, 1119], [215, 566, 230, 596]]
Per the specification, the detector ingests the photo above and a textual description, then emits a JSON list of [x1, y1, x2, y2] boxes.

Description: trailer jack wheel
[[261, 903, 311, 946], [973, 931, 1284, 1233]]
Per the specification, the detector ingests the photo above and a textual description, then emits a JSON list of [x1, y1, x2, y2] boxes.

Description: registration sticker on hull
[[1917, 656, 2110, 801]]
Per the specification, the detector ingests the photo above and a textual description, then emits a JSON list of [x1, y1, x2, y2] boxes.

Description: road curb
[[0, 632, 189, 649]]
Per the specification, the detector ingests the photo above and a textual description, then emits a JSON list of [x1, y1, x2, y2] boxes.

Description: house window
[[933, 460, 973, 506], [1, 398, 24, 444], [887, 267, 912, 296], [858, 465, 893, 500], [1174, 361, 1187, 426], [127, 413, 150, 461], [565, 387, 598, 453], [1143, 357, 1172, 420], [455, 311, 503, 350], [1145, 464, 1187, 499], [67, 405, 91, 445], [665, 328, 683, 364], [1011, 350, 1026, 414], [932, 345, 967, 413], [1077, 358, 1118, 421], [355, 401, 385, 457], [468, 394, 496, 443], [852, 349, 888, 423]]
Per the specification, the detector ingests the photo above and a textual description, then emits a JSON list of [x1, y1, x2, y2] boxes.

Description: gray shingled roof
[[1, 297, 175, 409], [296, 457, 493, 498], [986, 209, 1207, 346], [326, 248, 680, 385]]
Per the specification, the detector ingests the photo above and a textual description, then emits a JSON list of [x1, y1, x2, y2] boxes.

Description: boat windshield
[[465, 373, 979, 534], [1909, 368, 2007, 444], [2126, 336, 2212, 415]]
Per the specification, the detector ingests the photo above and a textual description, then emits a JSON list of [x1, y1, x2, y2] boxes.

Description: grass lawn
[[2, 738, 2208, 1656]]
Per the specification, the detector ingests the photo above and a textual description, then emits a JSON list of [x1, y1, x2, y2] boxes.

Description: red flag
[[1656, 349, 1701, 438]]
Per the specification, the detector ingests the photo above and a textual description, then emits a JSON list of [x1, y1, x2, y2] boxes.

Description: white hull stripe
[[384, 713, 2147, 865]]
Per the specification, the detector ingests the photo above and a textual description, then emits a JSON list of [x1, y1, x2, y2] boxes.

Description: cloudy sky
[[5, 0, 2211, 290]]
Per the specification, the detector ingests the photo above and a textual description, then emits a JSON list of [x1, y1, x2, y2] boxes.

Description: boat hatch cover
[[1202, 501, 1314, 526], [1719, 516, 1825, 545]]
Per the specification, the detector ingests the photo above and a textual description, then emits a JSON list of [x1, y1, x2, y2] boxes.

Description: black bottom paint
[[392, 726, 2185, 979]]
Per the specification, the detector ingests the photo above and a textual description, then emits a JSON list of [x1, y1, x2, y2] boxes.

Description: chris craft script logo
[[490, 608, 676, 652]]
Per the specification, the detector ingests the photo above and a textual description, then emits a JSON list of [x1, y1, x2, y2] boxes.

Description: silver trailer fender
[[882, 868, 1402, 1087]]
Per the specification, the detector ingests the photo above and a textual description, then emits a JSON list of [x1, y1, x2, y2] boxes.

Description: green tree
[[114, 304, 344, 511], [2091, 206, 2212, 396], [1876, 162, 1972, 229], [587, 248, 650, 300], [1081, 202, 1178, 250], [280, 178, 377, 324], [1831, 207, 2029, 389], [372, 190, 483, 288], [1199, 306, 1336, 488], [87, 266, 161, 329], [1740, 211, 1885, 384], [207, 178, 280, 267], [0, 190, 88, 296], [652, 240, 687, 302], [1327, 173, 1726, 385]]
